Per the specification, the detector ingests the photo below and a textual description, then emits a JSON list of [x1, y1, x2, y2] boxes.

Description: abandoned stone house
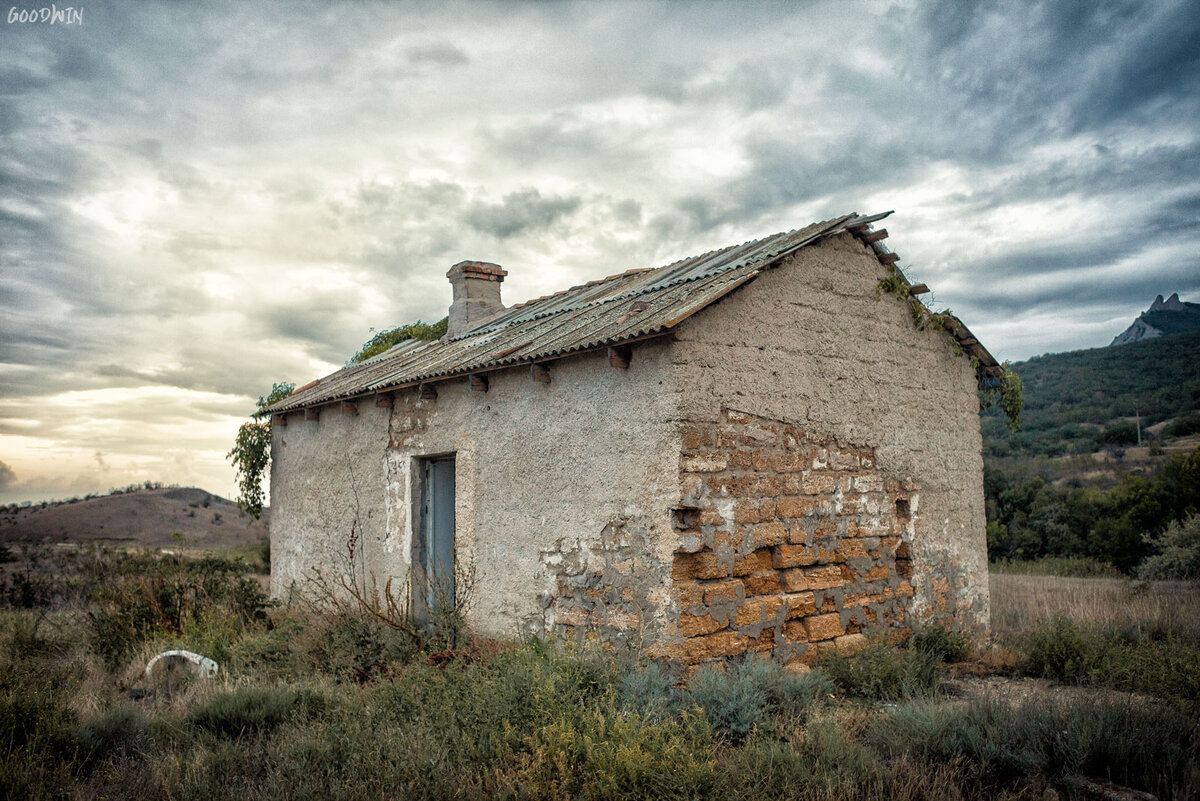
[[266, 211, 1001, 666]]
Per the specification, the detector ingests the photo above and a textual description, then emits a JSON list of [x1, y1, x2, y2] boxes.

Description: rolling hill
[[0, 486, 268, 552]]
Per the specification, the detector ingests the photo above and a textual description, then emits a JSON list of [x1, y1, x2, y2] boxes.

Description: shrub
[[686, 662, 767, 743], [0, 676, 79, 761], [617, 660, 678, 720], [1021, 618, 1200, 701], [910, 623, 972, 663], [87, 553, 270, 666], [869, 696, 1200, 798], [257, 535, 271, 573], [738, 657, 835, 722], [517, 708, 718, 800], [793, 718, 882, 796], [1163, 411, 1200, 439], [75, 705, 148, 765], [1022, 617, 1095, 683], [1138, 513, 1200, 580], [1, 571, 55, 608], [311, 613, 418, 681], [721, 738, 814, 799], [683, 657, 832, 742], [819, 639, 940, 701], [185, 686, 326, 739]]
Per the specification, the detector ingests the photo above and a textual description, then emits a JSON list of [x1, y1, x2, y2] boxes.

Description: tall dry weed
[[989, 574, 1200, 641]]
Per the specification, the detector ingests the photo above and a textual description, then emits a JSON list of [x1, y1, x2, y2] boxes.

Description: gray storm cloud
[[0, 0, 1197, 503]]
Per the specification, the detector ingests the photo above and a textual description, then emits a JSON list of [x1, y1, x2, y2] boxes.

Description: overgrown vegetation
[[349, 316, 448, 364], [818, 637, 941, 701], [980, 363, 1024, 433], [876, 264, 1023, 432], [225, 316, 450, 521], [1022, 617, 1200, 702], [227, 382, 294, 519], [4, 546, 1197, 799], [1139, 513, 1200, 580], [990, 571, 1200, 706]]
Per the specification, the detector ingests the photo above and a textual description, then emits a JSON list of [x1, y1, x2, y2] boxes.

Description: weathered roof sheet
[[269, 211, 994, 413]]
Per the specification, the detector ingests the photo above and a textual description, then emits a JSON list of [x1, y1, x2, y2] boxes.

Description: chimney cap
[[448, 260, 507, 281]]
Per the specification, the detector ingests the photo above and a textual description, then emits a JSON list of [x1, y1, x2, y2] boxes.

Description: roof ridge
[[456, 216, 866, 341], [454, 233, 779, 341]]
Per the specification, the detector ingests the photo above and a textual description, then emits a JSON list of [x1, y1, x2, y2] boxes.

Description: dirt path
[[940, 670, 1160, 709]]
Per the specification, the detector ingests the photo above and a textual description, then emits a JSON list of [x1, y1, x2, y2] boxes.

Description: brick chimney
[[446, 260, 507, 337]]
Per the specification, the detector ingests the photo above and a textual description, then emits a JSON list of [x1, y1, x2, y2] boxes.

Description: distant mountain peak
[[1112, 293, 1200, 346]]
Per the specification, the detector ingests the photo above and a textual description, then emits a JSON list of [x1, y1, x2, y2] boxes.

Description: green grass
[[990, 556, 1122, 578], [1022, 617, 1200, 703]]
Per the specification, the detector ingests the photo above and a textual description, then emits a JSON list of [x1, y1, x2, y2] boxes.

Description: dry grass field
[[990, 573, 1200, 640]]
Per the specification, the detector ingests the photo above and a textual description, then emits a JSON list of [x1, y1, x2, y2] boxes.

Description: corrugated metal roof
[[268, 211, 992, 413]]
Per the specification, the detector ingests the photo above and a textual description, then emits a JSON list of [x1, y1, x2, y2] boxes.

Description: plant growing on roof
[[349, 317, 447, 364], [227, 382, 294, 520], [227, 318, 446, 520], [981, 363, 1024, 432]]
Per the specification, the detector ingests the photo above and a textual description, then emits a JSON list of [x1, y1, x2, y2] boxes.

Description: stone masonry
[[661, 408, 917, 666], [539, 512, 668, 650]]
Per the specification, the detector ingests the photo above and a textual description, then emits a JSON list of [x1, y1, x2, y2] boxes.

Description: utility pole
[[1135, 404, 1142, 446]]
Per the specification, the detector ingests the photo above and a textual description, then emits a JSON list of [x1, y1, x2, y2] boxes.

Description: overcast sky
[[2, 0, 1198, 505]]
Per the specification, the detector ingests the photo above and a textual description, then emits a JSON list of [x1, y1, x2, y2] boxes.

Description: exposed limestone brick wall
[[661, 408, 915, 665], [670, 233, 989, 634]]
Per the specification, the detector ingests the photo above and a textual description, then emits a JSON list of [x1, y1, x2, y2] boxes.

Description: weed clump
[[617, 660, 678, 720], [185, 686, 326, 739], [1138, 513, 1200, 580], [87, 552, 269, 667], [819, 638, 940, 701], [684, 658, 833, 742], [910, 623, 973, 663], [869, 695, 1200, 799], [1, 571, 55, 609], [75, 705, 148, 765]]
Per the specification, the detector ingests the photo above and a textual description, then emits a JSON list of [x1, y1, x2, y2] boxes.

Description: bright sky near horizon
[[2, 0, 1198, 505]]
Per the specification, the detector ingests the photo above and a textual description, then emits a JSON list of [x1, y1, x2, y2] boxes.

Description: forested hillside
[[982, 330, 1200, 458], [981, 331, 1200, 572]]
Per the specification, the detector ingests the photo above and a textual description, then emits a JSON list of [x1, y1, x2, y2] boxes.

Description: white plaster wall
[[671, 233, 990, 629], [269, 402, 395, 600], [384, 339, 681, 638]]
